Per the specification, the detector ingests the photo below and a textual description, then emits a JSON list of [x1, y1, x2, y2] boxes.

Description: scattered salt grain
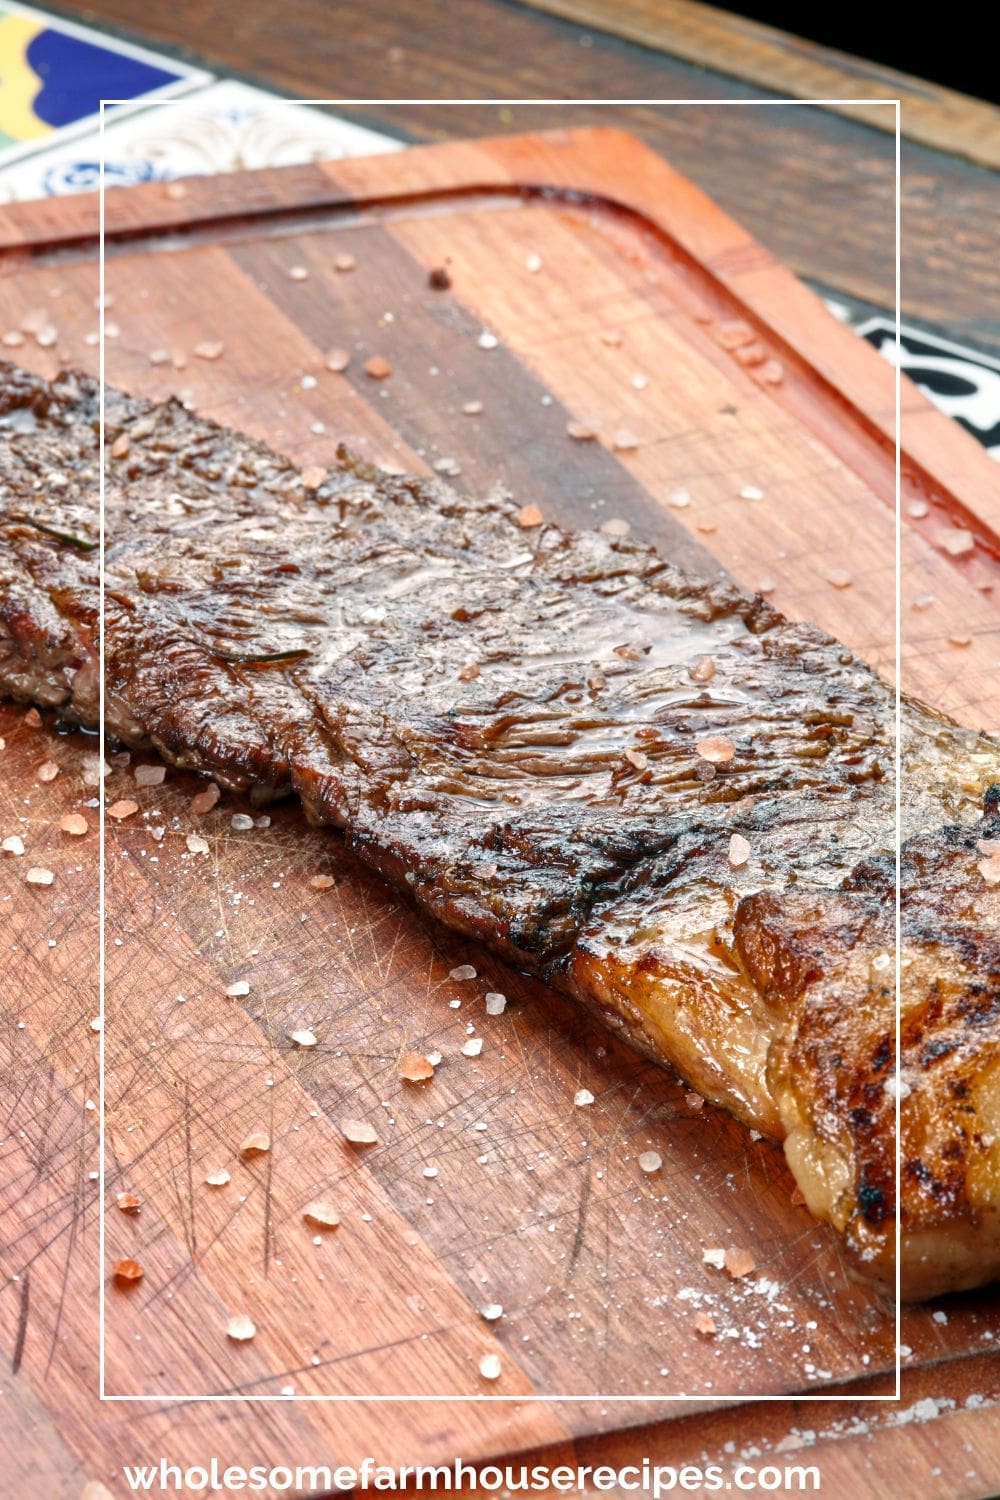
[[478, 1353, 502, 1381], [302, 465, 327, 491], [567, 420, 597, 441], [326, 347, 350, 372], [693, 1313, 717, 1337], [449, 964, 477, 981], [702, 1247, 726, 1269], [134, 764, 166, 787], [333, 252, 356, 272], [288, 265, 309, 281], [725, 1247, 757, 1278], [525, 252, 543, 273], [2, 835, 25, 856], [825, 569, 853, 590], [81, 1483, 116, 1500], [148, 348, 170, 365], [611, 428, 639, 452], [462, 1038, 484, 1058], [638, 1151, 662, 1174], [601, 517, 631, 537], [107, 799, 139, 820], [697, 735, 735, 764], [574, 1088, 595, 1107], [303, 1202, 340, 1229], [341, 1118, 379, 1145], [186, 834, 209, 854], [36, 759, 60, 782], [225, 1315, 256, 1342], [477, 332, 499, 350], [485, 992, 507, 1015], [205, 1169, 231, 1187], [309, 873, 335, 890], [60, 813, 89, 837], [738, 484, 764, 501], [240, 1131, 270, 1157], [400, 1051, 435, 1081], [26, 867, 55, 886], [191, 783, 221, 815], [462, 400, 484, 416], [667, 487, 692, 509], [480, 1303, 503, 1321], [194, 340, 224, 361], [940, 528, 975, 557], [288, 1028, 317, 1049], [227, 981, 251, 998], [231, 813, 254, 831], [728, 833, 751, 867]]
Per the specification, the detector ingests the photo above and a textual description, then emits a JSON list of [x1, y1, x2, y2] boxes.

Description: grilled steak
[[2, 361, 998, 1300]]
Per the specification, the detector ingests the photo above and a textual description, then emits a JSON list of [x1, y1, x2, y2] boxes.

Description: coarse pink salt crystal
[[728, 834, 751, 867], [725, 1246, 757, 1278], [303, 1201, 340, 1229], [191, 783, 220, 815], [400, 1051, 435, 1082], [697, 736, 735, 764], [107, 799, 138, 820], [135, 764, 166, 787], [239, 1131, 270, 1157]]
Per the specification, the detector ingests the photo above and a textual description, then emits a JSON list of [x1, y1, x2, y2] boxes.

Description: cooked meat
[[2, 361, 998, 1299]]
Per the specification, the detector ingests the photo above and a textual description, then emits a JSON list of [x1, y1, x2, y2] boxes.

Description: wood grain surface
[[518, 0, 1000, 167], [1, 129, 997, 1496], [42, 0, 1000, 359]]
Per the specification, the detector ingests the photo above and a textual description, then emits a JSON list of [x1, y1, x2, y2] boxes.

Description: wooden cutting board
[[1, 128, 998, 1495]]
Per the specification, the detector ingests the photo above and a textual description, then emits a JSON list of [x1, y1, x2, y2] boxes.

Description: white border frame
[[97, 96, 903, 1405]]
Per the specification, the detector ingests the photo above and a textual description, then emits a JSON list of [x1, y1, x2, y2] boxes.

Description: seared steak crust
[[2, 362, 998, 1299]]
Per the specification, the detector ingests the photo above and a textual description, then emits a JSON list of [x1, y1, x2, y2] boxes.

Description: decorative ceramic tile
[[0, 0, 209, 168], [0, 79, 400, 200], [855, 316, 1000, 461]]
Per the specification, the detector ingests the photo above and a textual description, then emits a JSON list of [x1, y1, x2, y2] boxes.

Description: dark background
[[710, 2, 997, 103]]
